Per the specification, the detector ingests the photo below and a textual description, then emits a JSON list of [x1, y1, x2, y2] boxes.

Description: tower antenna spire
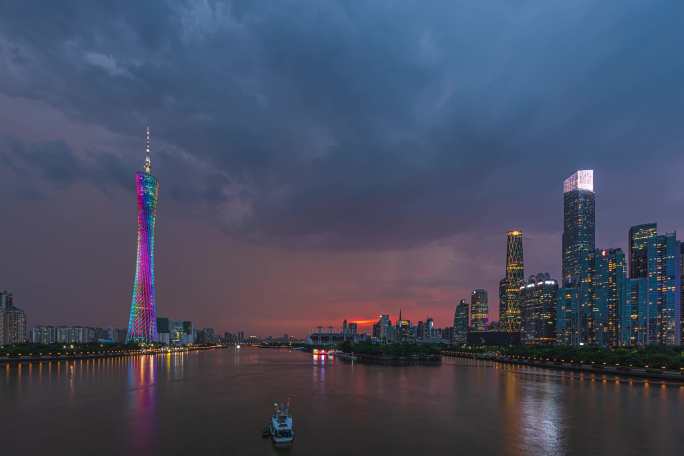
[[144, 126, 152, 174]]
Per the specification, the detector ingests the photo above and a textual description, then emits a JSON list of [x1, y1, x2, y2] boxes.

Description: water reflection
[[127, 355, 157, 452], [2, 351, 684, 455], [312, 353, 333, 387], [519, 383, 563, 455]]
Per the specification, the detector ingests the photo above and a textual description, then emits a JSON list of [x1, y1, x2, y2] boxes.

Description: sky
[[1, 0, 684, 337]]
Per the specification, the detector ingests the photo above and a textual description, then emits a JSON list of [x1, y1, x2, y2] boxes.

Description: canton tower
[[127, 127, 159, 343]]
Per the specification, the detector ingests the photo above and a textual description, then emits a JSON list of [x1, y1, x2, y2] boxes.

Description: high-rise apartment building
[[31, 326, 57, 344], [0, 291, 27, 345]]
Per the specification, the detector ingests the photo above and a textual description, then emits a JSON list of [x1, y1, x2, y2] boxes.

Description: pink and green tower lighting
[[127, 127, 159, 343]]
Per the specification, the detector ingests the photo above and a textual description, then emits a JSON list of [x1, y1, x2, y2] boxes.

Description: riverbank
[[337, 351, 441, 366], [442, 350, 684, 383], [0, 344, 225, 365], [337, 341, 442, 366]]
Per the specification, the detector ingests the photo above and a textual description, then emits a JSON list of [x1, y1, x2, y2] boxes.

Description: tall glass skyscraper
[[499, 230, 524, 332], [470, 289, 488, 331], [560, 170, 595, 345], [592, 248, 626, 347], [519, 273, 558, 345], [621, 278, 648, 346], [628, 223, 656, 279], [562, 170, 595, 287], [452, 299, 469, 345], [646, 233, 681, 345], [127, 128, 160, 343]]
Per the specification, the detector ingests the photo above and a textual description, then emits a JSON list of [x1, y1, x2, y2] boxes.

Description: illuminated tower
[[562, 170, 595, 287], [127, 127, 159, 343], [561, 170, 595, 344], [499, 230, 524, 332]]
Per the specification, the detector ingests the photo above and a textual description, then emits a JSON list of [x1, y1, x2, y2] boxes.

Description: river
[[1, 347, 682, 455]]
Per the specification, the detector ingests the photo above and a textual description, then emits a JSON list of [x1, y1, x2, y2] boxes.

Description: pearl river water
[[1, 347, 683, 455]]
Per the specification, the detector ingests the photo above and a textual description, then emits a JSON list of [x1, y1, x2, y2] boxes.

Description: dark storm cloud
[[1, 0, 683, 249]]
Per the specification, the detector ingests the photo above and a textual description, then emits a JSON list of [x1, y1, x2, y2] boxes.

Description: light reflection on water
[[1, 349, 683, 455]]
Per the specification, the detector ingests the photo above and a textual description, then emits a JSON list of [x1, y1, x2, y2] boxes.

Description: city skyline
[[1, 2, 684, 336]]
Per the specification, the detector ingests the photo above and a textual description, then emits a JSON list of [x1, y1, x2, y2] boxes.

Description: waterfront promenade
[[0, 344, 225, 364], [442, 350, 684, 383]]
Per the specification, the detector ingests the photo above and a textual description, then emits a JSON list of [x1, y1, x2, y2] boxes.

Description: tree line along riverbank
[[337, 341, 442, 365], [443, 345, 684, 382]]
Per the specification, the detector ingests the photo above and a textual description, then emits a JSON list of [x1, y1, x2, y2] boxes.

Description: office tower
[[562, 170, 595, 286], [592, 248, 626, 347], [372, 314, 392, 341], [470, 289, 489, 331], [416, 320, 425, 339], [646, 233, 681, 345], [621, 278, 648, 346], [519, 274, 558, 345], [452, 299, 469, 345], [425, 317, 434, 338], [498, 278, 507, 324], [127, 128, 160, 343], [556, 287, 579, 346], [157, 317, 171, 345], [629, 223, 657, 278], [560, 170, 595, 346], [396, 314, 411, 342], [500, 230, 524, 331]]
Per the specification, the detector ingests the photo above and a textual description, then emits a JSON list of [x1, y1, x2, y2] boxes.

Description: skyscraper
[[681, 242, 684, 345], [470, 289, 488, 331], [556, 286, 579, 346], [592, 248, 626, 347], [500, 230, 524, 331], [621, 278, 648, 346], [372, 314, 392, 342], [562, 170, 595, 287], [629, 223, 656, 278], [127, 128, 160, 343], [0, 291, 27, 345], [519, 273, 558, 345], [452, 299, 469, 345], [646, 232, 681, 345]]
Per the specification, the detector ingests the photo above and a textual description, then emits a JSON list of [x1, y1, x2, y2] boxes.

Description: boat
[[269, 401, 294, 446]]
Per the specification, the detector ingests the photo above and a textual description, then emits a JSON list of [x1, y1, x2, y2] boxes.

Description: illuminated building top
[[563, 170, 593, 193]]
